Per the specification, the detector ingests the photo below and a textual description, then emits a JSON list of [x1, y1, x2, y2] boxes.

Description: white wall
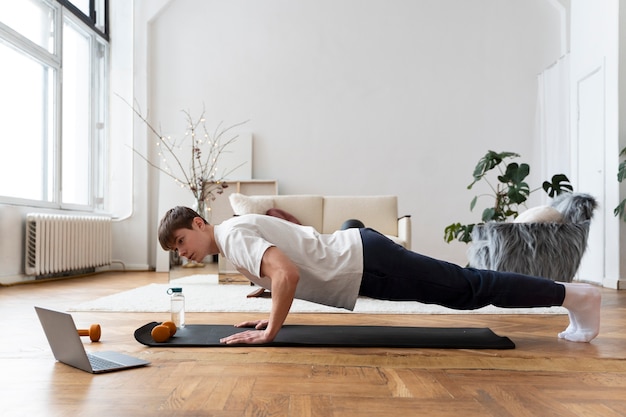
[[141, 0, 564, 267], [0, 0, 573, 283], [569, 0, 623, 288], [620, 2, 626, 286]]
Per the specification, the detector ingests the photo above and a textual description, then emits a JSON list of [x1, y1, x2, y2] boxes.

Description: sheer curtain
[[536, 53, 571, 202]]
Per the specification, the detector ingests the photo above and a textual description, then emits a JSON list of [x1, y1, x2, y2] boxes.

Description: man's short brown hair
[[158, 206, 208, 251]]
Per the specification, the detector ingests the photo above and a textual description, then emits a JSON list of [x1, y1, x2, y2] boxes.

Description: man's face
[[171, 218, 207, 262]]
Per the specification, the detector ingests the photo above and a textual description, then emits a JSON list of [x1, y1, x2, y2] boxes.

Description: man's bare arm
[[220, 246, 299, 344]]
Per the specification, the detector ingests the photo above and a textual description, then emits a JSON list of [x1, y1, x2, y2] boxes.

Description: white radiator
[[25, 213, 112, 277]]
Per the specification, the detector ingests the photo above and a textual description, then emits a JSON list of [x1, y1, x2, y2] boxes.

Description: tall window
[[0, 0, 108, 211]]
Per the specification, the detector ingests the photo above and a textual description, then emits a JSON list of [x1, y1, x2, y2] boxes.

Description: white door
[[575, 66, 605, 284]]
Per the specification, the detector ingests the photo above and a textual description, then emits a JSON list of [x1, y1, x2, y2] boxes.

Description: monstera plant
[[444, 150, 573, 244]]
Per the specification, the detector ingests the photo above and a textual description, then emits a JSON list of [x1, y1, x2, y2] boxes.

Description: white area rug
[[70, 274, 567, 315]]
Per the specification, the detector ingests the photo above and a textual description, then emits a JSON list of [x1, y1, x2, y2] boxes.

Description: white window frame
[[0, 0, 109, 212]]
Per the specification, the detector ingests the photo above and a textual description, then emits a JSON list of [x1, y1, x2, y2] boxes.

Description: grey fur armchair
[[467, 193, 597, 282]]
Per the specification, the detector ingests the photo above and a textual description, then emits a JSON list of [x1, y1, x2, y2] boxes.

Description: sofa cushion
[[272, 195, 324, 232], [266, 208, 302, 225], [321, 196, 398, 235], [229, 193, 275, 215], [514, 205, 563, 223]]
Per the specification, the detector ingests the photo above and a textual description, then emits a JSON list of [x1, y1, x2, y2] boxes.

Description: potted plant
[[444, 150, 573, 243]]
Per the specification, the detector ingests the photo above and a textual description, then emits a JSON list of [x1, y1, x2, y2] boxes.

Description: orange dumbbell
[[151, 321, 177, 343], [77, 324, 101, 342]]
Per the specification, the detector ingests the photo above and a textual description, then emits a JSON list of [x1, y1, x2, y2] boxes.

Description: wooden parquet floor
[[1, 269, 626, 417]]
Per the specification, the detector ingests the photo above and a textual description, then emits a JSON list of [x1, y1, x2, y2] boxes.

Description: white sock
[[559, 283, 601, 343]]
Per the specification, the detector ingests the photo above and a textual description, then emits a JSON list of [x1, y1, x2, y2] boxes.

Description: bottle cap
[[167, 287, 183, 294]]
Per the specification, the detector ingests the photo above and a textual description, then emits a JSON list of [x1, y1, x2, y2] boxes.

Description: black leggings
[[358, 228, 566, 310]]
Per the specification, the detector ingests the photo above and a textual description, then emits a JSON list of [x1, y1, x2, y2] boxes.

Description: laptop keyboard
[[87, 354, 122, 370]]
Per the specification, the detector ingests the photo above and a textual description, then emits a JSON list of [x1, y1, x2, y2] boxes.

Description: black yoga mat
[[134, 322, 515, 349]]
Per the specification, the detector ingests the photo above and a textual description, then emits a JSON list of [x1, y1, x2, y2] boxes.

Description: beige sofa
[[228, 193, 411, 248]]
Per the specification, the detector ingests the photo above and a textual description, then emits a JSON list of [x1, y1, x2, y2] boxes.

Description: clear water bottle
[[167, 287, 185, 328]]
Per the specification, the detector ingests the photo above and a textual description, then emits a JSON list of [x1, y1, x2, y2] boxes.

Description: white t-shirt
[[213, 214, 364, 310]]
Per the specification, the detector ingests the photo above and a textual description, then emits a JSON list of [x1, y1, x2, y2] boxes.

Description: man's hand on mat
[[219, 319, 274, 344], [220, 329, 274, 345]]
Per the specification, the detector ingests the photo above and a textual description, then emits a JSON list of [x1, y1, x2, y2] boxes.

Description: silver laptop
[[35, 306, 150, 374]]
